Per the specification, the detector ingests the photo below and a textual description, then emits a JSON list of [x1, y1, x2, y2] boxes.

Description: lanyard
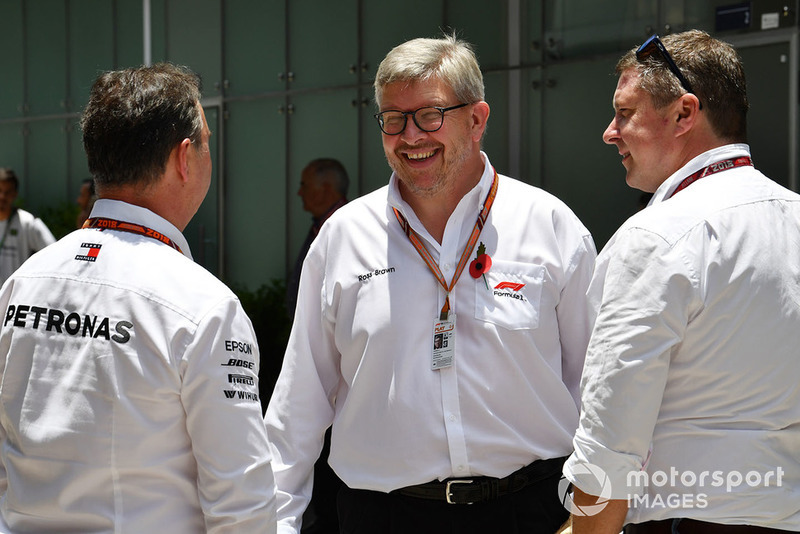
[[393, 171, 499, 321], [83, 217, 183, 254], [669, 156, 753, 198]]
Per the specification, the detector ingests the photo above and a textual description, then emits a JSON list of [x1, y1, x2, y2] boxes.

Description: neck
[[674, 125, 730, 173], [401, 193, 455, 244], [99, 182, 188, 232], [400, 153, 486, 244]]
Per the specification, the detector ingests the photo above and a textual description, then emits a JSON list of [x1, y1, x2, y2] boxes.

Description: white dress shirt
[[266, 153, 596, 533], [565, 145, 800, 529], [0, 199, 276, 533], [0, 208, 55, 286]]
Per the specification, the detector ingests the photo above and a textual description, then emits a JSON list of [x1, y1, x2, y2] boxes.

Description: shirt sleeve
[[0, 281, 11, 496], [27, 218, 56, 252], [565, 227, 699, 499], [556, 233, 598, 407], [265, 242, 340, 534], [181, 296, 277, 533]]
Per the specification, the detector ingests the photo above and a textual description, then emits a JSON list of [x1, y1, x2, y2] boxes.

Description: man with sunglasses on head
[[266, 33, 596, 533], [563, 30, 800, 533]]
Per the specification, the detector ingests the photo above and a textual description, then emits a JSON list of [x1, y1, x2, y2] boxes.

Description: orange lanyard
[[83, 217, 183, 254], [394, 171, 499, 320]]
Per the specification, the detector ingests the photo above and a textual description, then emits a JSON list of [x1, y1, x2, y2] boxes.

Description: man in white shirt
[[266, 34, 596, 533], [0, 168, 55, 285], [0, 63, 276, 532], [564, 30, 800, 533]]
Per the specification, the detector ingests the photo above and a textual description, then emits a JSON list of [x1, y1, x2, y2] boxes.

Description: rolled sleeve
[[567, 227, 698, 499]]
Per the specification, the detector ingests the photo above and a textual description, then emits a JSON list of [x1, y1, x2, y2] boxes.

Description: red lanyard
[[669, 156, 753, 198], [83, 217, 184, 254], [394, 171, 499, 321]]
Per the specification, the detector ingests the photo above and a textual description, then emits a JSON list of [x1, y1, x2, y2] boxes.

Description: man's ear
[[175, 138, 193, 183], [674, 93, 701, 137], [471, 101, 490, 143]]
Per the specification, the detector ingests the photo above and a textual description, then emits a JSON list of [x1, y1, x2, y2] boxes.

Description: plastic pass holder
[[432, 313, 456, 370]]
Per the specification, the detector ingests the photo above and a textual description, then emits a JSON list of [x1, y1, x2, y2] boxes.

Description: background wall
[[0, 0, 797, 292]]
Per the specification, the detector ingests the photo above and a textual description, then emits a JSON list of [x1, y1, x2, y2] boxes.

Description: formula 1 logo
[[494, 282, 525, 291]]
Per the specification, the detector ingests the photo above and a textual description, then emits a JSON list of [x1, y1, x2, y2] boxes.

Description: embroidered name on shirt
[[75, 242, 102, 262], [357, 267, 396, 282]]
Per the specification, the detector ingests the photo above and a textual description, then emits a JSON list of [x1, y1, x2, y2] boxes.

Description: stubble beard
[[388, 138, 472, 201]]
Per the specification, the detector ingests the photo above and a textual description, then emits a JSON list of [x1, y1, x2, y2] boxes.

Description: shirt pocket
[[473, 260, 545, 330]]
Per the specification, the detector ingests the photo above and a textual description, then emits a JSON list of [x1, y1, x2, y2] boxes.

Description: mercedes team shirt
[[0, 199, 276, 533]]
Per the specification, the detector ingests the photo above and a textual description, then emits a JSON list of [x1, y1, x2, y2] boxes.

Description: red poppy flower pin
[[469, 242, 492, 289]]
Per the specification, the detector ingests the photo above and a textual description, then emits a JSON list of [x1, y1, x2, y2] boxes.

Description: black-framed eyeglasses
[[636, 34, 702, 109], [374, 103, 469, 135]]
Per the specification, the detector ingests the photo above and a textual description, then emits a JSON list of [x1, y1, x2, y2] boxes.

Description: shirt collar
[[650, 144, 752, 206], [88, 199, 193, 261]]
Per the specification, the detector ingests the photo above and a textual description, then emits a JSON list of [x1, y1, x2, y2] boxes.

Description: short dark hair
[[0, 168, 19, 191], [305, 158, 349, 197], [81, 63, 203, 189], [82, 177, 95, 197], [617, 30, 749, 143]]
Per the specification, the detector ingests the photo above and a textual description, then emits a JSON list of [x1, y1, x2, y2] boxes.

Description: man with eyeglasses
[[563, 30, 800, 533], [266, 33, 596, 533]]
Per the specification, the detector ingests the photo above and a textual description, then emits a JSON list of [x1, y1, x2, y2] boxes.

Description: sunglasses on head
[[636, 34, 702, 109]]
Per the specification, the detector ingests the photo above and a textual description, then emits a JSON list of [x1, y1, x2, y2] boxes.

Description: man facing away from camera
[[564, 30, 800, 534], [0, 63, 276, 533], [266, 34, 596, 534]]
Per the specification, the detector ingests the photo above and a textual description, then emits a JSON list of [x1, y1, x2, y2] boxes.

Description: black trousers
[[336, 470, 568, 534]]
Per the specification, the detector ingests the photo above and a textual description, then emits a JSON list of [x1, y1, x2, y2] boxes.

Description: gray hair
[[374, 33, 485, 108]]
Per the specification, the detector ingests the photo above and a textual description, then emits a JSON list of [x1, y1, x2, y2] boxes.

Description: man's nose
[[602, 118, 620, 145]]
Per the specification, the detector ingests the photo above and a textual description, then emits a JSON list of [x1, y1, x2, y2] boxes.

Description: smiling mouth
[[405, 149, 437, 161]]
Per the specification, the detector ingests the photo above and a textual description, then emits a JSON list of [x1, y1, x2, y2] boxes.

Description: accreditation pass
[[432, 314, 456, 370]]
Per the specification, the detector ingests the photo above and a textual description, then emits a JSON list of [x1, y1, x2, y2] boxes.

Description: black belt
[[625, 518, 789, 534], [391, 456, 567, 505]]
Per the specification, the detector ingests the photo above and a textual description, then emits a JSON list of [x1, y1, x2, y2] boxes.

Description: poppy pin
[[469, 242, 492, 289]]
